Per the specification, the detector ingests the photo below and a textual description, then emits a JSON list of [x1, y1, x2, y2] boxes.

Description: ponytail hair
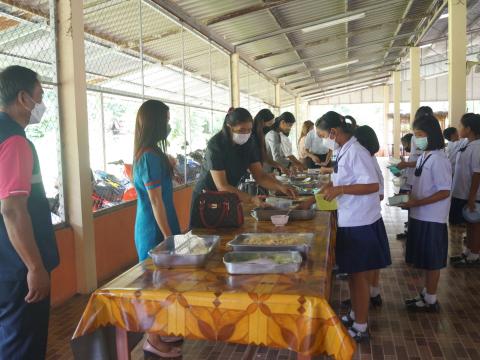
[[355, 125, 380, 155], [272, 111, 296, 131], [222, 107, 253, 138], [315, 111, 356, 134]]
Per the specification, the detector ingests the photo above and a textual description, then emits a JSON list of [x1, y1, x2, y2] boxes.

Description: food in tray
[[152, 232, 211, 255], [388, 194, 409, 206], [226, 252, 295, 265], [241, 234, 304, 246]]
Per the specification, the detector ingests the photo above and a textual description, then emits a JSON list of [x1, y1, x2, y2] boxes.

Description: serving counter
[[71, 209, 355, 360]]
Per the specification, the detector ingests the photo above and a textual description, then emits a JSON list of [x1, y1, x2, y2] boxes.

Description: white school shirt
[[410, 150, 452, 224], [332, 137, 381, 227], [406, 136, 423, 187], [304, 130, 329, 155], [446, 138, 468, 170], [265, 130, 289, 168], [280, 132, 293, 157], [452, 139, 480, 200], [373, 156, 384, 197]]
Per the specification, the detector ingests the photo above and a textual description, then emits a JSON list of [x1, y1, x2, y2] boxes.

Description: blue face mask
[[414, 136, 428, 151]]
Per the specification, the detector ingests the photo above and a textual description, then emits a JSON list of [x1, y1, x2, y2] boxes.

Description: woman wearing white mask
[[190, 108, 295, 226], [319, 111, 391, 343]]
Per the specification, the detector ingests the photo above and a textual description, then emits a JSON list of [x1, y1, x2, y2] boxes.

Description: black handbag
[[193, 190, 244, 229]]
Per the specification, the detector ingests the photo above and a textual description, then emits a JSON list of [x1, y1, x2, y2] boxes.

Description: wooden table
[[72, 210, 355, 360]]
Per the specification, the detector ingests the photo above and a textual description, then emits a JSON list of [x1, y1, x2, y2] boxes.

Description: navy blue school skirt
[[449, 197, 467, 225], [336, 218, 392, 274], [406, 218, 448, 270]]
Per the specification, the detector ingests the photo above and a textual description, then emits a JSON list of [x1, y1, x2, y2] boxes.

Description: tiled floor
[[46, 162, 480, 360]]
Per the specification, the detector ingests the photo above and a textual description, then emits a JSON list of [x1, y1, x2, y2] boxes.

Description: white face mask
[[25, 95, 47, 125], [325, 134, 339, 151], [232, 132, 251, 145]]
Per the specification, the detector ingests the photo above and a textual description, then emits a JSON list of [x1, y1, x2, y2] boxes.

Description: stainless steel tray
[[223, 251, 302, 275], [227, 233, 314, 256], [251, 208, 315, 221], [148, 234, 220, 268]]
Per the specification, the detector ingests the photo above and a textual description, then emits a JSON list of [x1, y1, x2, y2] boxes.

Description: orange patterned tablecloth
[[72, 210, 355, 360]]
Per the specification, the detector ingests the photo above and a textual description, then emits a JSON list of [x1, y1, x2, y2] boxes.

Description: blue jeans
[[0, 279, 50, 360]]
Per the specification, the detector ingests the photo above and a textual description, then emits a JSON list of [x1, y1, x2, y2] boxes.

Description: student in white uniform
[[265, 112, 304, 172], [304, 125, 332, 168], [443, 127, 467, 173], [319, 111, 391, 343], [449, 113, 480, 267], [340, 124, 385, 311], [401, 114, 452, 312]]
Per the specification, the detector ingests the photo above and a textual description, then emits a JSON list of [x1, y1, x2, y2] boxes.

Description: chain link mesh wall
[[0, 0, 64, 223]]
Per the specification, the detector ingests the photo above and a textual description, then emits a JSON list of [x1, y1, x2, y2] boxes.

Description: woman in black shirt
[[191, 108, 295, 226]]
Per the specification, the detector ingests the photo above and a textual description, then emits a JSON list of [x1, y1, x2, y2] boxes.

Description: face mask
[[232, 132, 251, 145], [325, 131, 339, 151], [25, 96, 46, 125], [414, 136, 428, 151]]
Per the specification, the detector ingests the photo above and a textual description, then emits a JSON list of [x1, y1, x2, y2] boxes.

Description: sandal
[[341, 313, 354, 327], [143, 340, 182, 359], [405, 298, 440, 313]]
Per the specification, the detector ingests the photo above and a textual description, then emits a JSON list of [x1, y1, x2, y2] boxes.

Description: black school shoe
[[348, 326, 370, 343], [452, 257, 480, 268], [405, 299, 440, 313], [341, 294, 383, 308], [404, 293, 424, 305], [396, 232, 408, 240], [450, 253, 467, 262], [341, 313, 354, 327]]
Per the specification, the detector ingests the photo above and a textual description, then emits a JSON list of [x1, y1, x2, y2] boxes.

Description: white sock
[[349, 310, 355, 320], [370, 286, 380, 298], [467, 252, 479, 261], [463, 247, 472, 257], [421, 287, 427, 296], [424, 293, 437, 305], [353, 322, 367, 332]]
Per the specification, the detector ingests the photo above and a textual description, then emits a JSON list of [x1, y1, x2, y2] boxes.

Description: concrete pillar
[[383, 85, 390, 157], [393, 71, 401, 159], [409, 47, 420, 124], [56, 0, 97, 292], [448, 0, 467, 127], [275, 83, 281, 116], [295, 96, 301, 143], [230, 53, 240, 107]]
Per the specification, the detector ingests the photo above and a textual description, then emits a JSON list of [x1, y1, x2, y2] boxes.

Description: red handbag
[[194, 191, 244, 229]]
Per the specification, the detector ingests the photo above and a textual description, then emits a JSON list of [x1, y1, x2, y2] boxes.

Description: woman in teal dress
[[133, 99, 182, 358]]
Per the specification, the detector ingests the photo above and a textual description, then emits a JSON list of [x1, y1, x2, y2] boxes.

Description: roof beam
[[288, 60, 398, 86], [267, 32, 413, 72], [203, 0, 297, 26], [297, 72, 392, 94], [383, 0, 417, 62], [233, 0, 406, 47], [301, 75, 390, 97]]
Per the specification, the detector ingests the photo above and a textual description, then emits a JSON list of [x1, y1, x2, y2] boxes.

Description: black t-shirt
[[193, 131, 261, 196]]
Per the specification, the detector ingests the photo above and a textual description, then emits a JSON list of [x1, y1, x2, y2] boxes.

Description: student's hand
[[278, 185, 297, 199], [295, 198, 316, 210], [467, 198, 477, 212], [279, 166, 290, 176], [294, 162, 306, 172], [396, 161, 408, 170], [400, 198, 419, 209], [310, 155, 321, 164], [319, 167, 333, 175], [25, 267, 50, 303], [323, 186, 342, 201], [251, 196, 268, 208]]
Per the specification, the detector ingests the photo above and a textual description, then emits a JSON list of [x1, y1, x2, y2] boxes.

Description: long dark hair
[[461, 113, 480, 136], [412, 114, 445, 150], [355, 125, 380, 155], [253, 108, 275, 162], [315, 111, 356, 134], [272, 111, 296, 131], [133, 99, 173, 175], [414, 106, 434, 121], [222, 107, 253, 141]]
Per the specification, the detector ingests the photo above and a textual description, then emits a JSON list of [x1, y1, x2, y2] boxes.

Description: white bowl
[[271, 215, 289, 226]]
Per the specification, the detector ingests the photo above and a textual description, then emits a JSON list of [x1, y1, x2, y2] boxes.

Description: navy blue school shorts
[[0, 279, 50, 360], [336, 218, 392, 274], [406, 218, 448, 270]]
